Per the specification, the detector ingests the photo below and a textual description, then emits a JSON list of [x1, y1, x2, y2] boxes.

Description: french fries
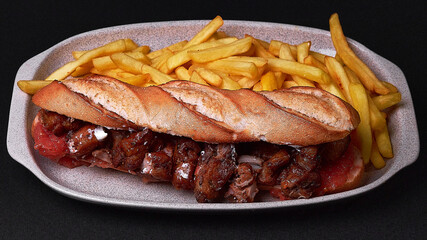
[[329, 13, 390, 95], [20, 14, 399, 169]]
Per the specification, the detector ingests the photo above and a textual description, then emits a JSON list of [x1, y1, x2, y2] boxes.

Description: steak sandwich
[[31, 74, 363, 203]]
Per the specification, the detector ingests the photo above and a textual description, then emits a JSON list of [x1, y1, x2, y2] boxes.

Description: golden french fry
[[188, 37, 252, 63], [334, 53, 345, 66], [324, 56, 353, 103], [293, 75, 315, 87], [194, 68, 222, 87], [252, 81, 263, 91], [274, 72, 286, 88], [349, 82, 372, 164], [185, 16, 224, 48], [371, 138, 386, 169], [190, 71, 208, 85], [372, 92, 402, 110], [304, 55, 328, 73], [367, 96, 387, 132], [204, 59, 258, 79], [124, 38, 139, 51], [329, 13, 389, 94], [120, 74, 150, 86], [166, 38, 236, 71], [92, 56, 117, 71], [175, 66, 191, 80], [296, 41, 311, 63], [110, 52, 144, 74], [141, 64, 176, 84], [317, 81, 347, 100], [125, 51, 151, 65], [260, 71, 278, 91], [216, 72, 241, 90], [250, 36, 276, 59], [17, 80, 53, 94], [374, 123, 393, 158], [282, 80, 298, 89], [131, 45, 150, 54], [71, 66, 92, 77], [225, 56, 267, 68], [309, 51, 326, 63], [268, 58, 331, 84], [268, 40, 284, 57], [238, 77, 259, 89], [46, 39, 127, 80], [278, 43, 296, 61], [381, 81, 399, 93]]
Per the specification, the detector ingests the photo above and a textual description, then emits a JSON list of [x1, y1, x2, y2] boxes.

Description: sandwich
[[31, 74, 363, 203]]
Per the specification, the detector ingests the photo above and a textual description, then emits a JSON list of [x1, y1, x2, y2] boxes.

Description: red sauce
[[316, 144, 359, 195]]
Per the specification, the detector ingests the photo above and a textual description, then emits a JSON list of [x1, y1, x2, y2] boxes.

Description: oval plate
[[7, 20, 420, 211]]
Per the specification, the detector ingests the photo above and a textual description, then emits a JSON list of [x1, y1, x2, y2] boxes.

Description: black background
[[1, 1, 426, 239]]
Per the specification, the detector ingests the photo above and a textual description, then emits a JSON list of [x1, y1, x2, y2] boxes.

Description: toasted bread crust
[[33, 75, 360, 146]]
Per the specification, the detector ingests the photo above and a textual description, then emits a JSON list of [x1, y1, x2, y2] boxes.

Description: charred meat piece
[[172, 139, 201, 190], [257, 149, 290, 186], [39, 109, 83, 136], [320, 135, 351, 163], [112, 128, 154, 170], [279, 146, 321, 199], [68, 124, 106, 157], [242, 141, 282, 160], [140, 145, 174, 183], [225, 163, 259, 203], [194, 144, 237, 203]]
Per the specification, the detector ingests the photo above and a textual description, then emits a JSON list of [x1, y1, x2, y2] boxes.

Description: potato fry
[[296, 41, 311, 63], [371, 138, 386, 169], [110, 52, 144, 74], [120, 74, 150, 86], [303, 55, 328, 73], [282, 80, 298, 89], [324, 56, 353, 103], [268, 58, 331, 84], [274, 72, 286, 88], [374, 122, 393, 158], [46, 39, 127, 80], [175, 66, 191, 80], [204, 59, 258, 79], [166, 38, 236, 71], [216, 72, 241, 90], [92, 56, 117, 71], [349, 82, 372, 164], [190, 71, 208, 85], [188, 37, 252, 63], [124, 38, 139, 51], [17, 80, 53, 94], [125, 51, 151, 65], [237, 77, 259, 89], [279, 43, 296, 61], [131, 45, 150, 54], [260, 71, 278, 91], [71, 66, 92, 77], [252, 81, 263, 91], [185, 16, 224, 48], [381, 81, 399, 93], [194, 68, 222, 87], [141, 64, 175, 84], [372, 92, 402, 110], [250, 36, 276, 59], [329, 13, 389, 94]]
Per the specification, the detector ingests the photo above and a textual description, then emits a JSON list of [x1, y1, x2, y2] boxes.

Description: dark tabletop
[[1, 1, 426, 239]]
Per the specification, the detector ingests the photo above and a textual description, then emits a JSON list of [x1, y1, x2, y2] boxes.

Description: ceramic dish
[[7, 20, 419, 211]]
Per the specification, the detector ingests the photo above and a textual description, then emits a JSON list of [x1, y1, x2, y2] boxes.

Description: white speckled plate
[[7, 20, 419, 211]]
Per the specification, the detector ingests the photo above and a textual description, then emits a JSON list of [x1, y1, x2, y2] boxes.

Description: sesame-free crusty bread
[[32, 75, 360, 146]]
